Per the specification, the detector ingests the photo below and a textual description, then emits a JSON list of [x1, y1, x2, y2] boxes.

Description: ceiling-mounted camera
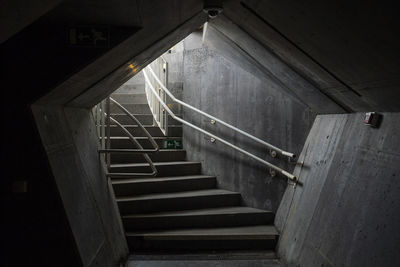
[[203, 0, 223, 19]]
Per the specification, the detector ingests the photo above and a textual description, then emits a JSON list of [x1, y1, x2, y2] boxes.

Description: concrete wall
[[2, 1, 206, 266], [181, 24, 341, 212], [276, 113, 400, 267], [223, 0, 400, 112], [114, 72, 145, 95], [30, 13, 205, 266], [113, 40, 185, 101], [163, 40, 185, 103], [31, 105, 128, 266]]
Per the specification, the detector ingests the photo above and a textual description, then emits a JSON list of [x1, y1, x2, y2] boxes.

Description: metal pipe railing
[[109, 97, 159, 152], [94, 97, 158, 177], [143, 69, 296, 181], [145, 57, 169, 135], [105, 97, 111, 171], [106, 116, 157, 177], [147, 66, 296, 159]]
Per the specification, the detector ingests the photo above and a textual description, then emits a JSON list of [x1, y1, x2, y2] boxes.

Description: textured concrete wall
[[32, 105, 128, 266], [163, 40, 185, 103], [208, 17, 343, 115], [223, 0, 400, 112], [276, 113, 400, 267], [114, 72, 145, 95], [3, 1, 206, 266], [114, 40, 185, 99], [181, 25, 341, 212]]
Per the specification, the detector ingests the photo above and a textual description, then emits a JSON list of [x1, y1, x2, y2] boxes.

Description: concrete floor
[[126, 251, 283, 267], [126, 259, 283, 267]]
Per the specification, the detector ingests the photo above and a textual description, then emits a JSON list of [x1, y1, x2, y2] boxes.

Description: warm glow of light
[[128, 63, 138, 74]]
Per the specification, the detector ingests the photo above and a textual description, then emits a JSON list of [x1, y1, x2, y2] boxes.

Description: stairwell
[[108, 90, 280, 255]]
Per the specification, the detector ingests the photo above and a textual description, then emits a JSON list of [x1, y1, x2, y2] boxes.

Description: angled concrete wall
[[276, 113, 400, 267], [30, 15, 205, 266], [31, 105, 128, 266], [181, 24, 342, 212], [223, 0, 400, 111], [3, 1, 206, 266]]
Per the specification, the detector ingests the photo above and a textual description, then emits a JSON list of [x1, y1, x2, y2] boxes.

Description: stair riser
[[111, 114, 181, 125], [111, 114, 154, 125], [115, 85, 145, 95], [110, 103, 181, 114], [113, 177, 216, 196], [123, 212, 274, 231], [108, 138, 182, 149], [110, 103, 151, 114], [110, 150, 185, 164], [118, 194, 241, 214], [107, 126, 182, 137], [111, 163, 201, 177], [111, 94, 147, 104], [127, 239, 277, 252]]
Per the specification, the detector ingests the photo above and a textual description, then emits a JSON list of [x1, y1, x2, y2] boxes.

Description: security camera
[[203, 0, 223, 19]]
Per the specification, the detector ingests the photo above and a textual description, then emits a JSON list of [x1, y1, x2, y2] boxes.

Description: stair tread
[[112, 175, 215, 184], [126, 225, 278, 239], [128, 250, 278, 260], [106, 125, 182, 127], [122, 206, 272, 218], [111, 161, 200, 168], [117, 189, 240, 202], [110, 113, 182, 116], [109, 149, 185, 152], [108, 136, 182, 139]]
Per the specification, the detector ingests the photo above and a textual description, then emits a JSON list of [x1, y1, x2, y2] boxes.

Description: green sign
[[163, 140, 182, 149]]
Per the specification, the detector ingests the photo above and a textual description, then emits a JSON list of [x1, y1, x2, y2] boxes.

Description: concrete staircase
[[109, 92, 279, 253]]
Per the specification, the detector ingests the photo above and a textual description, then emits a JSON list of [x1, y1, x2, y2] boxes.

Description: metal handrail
[[147, 66, 295, 159], [109, 97, 159, 152], [94, 97, 158, 177], [145, 57, 169, 135], [104, 116, 157, 177], [143, 69, 296, 181]]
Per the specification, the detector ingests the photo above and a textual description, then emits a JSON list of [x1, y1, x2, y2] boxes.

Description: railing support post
[[105, 97, 111, 172]]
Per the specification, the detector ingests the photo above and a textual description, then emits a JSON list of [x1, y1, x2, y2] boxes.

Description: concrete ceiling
[[2, 0, 206, 108], [1, 0, 399, 111], [44, 0, 143, 26], [223, 0, 400, 111], [0, 0, 61, 43]]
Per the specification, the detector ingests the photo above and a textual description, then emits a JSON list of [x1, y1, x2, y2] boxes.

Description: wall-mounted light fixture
[[363, 112, 382, 128]]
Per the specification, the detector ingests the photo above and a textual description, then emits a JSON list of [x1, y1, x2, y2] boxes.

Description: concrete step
[[126, 225, 279, 251], [110, 113, 181, 125], [110, 161, 201, 177], [112, 175, 216, 196], [110, 149, 186, 164], [110, 103, 151, 114], [122, 206, 275, 231], [128, 250, 278, 260], [110, 103, 181, 114], [107, 136, 182, 149], [106, 125, 182, 137], [117, 189, 241, 214], [111, 93, 147, 104], [114, 84, 145, 95]]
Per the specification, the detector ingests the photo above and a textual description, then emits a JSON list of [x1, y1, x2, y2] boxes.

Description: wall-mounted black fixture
[[363, 112, 382, 128], [203, 0, 223, 19]]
